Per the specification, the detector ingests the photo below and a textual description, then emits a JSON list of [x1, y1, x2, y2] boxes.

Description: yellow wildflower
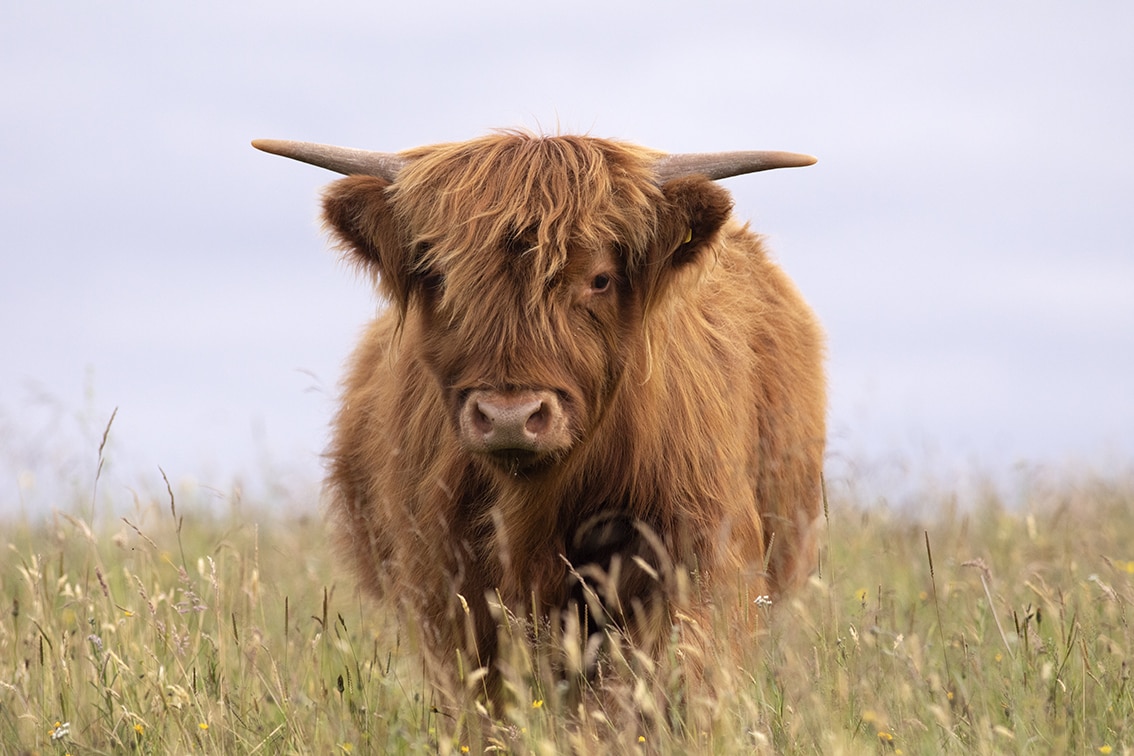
[[1098, 747, 1112, 754], [199, 722, 209, 731], [134, 723, 145, 735], [532, 699, 544, 709]]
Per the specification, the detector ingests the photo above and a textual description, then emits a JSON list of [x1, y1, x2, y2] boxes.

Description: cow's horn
[[251, 139, 408, 181], [653, 151, 817, 183]]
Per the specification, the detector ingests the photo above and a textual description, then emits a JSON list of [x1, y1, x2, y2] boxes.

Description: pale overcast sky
[[2, 2, 1132, 513]]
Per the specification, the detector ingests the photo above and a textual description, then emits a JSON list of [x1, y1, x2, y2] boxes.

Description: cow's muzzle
[[458, 389, 571, 462]]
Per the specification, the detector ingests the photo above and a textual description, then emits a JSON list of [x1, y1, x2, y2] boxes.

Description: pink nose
[[459, 389, 569, 455]]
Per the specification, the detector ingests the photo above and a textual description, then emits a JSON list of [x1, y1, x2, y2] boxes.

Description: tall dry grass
[[2, 465, 1132, 754]]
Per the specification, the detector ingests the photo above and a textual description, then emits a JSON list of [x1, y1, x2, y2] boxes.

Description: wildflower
[[1098, 747, 1112, 754], [339, 744, 353, 753], [134, 723, 145, 735], [878, 731, 894, 742], [50, 721, 71, 741], [638, 735, 646, 743], [531, 699, 544, 709], [753, 595, 773, 608], [460, 746, 470, 753], [855, 588, 868, 603], [199, 722, 209, 731]]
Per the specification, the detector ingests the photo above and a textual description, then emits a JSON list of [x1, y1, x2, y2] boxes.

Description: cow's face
[[322, 136, 731, 476]]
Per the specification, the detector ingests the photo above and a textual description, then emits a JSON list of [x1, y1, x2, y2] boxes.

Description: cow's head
[[254, 133, 814, 476]]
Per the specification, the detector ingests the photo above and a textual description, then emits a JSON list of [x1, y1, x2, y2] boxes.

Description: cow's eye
[[590, 273, 612, 293], [420, 271, 445, 295]]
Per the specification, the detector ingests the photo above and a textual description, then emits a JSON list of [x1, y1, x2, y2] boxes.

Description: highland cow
[[254, 132, 826, 700]]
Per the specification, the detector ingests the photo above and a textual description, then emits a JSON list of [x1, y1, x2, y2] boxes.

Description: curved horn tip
[[768, 151, 818, 168], [251, 138, 287, 155]]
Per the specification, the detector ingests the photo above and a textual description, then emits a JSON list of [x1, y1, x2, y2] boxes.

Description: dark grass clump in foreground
[[1, 471, 1132, 754]]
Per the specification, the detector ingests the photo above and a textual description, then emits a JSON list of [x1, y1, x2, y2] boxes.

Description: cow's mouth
[[483, 448, 556, 477]]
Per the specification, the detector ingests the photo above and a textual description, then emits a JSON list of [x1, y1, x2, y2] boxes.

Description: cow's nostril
[[472, 403, 494, 435], [525, 403, 548, 435]]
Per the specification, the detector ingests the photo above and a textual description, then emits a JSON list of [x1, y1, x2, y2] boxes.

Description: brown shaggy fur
[[319, 132, 825, 702]]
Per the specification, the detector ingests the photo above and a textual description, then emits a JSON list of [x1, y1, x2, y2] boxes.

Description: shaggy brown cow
[[254, 131, 825, 699]]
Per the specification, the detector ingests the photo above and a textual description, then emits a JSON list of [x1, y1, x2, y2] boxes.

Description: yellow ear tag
[[683, 228, 693, 244]]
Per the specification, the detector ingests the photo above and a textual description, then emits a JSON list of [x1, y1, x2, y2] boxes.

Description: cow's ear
[[656, 176, 733, 269], [322, 175, 412, 314], [641, 177, 733, 307]]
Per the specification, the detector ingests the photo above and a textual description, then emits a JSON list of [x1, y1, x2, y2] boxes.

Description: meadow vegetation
[[1, 460, 1131, 754]]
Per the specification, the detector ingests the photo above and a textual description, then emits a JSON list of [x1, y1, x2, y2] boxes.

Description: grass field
[[2, 464, 1131, 754]]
